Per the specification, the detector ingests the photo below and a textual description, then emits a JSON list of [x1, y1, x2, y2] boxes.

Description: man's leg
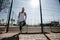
[[19, 25, 22, 33]]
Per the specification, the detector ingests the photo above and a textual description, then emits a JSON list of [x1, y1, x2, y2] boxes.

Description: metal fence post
[[39, 0, 43, 33], [6, 0, 13, 33]]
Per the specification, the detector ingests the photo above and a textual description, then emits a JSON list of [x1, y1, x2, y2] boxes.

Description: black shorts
[[18, 21, 26, 27]]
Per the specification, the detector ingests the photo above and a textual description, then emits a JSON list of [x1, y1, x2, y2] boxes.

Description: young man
[[18, 7, 27, 33]]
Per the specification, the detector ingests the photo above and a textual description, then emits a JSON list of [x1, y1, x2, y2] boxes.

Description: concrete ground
[[0, 26, 60, 40], [0, 32, 60, 40]]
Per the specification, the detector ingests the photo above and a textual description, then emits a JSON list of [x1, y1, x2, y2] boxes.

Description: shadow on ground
[[43, 34, 51, 40], [1, 33, 20, 40]]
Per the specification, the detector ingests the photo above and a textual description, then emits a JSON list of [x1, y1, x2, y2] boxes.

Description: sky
[[0, 0, 60, 25]]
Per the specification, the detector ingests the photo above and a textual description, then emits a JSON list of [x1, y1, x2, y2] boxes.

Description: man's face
[[22, 8, 24, 12]]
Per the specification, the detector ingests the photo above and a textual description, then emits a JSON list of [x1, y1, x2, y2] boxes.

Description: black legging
[[19, 25, 22, 31], [19, 21, 26, 31]]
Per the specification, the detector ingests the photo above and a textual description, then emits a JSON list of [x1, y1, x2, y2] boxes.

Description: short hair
[[22, 7, 24, 10]]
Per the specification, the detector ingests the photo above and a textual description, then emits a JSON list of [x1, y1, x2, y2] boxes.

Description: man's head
[[21, 7, 25, 13]]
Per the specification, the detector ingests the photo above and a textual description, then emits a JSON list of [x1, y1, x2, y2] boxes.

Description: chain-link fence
[[0, 0, 60, 33]]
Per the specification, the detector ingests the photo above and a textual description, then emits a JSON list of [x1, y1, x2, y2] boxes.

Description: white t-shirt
[[18, 12, 25, 22]]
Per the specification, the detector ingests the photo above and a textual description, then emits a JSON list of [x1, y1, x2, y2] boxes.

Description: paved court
[[0, 32, 60, 40], [0, 26, 60, 40]]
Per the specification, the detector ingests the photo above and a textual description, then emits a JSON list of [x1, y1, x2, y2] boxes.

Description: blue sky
[[0, 0, 60, 25]]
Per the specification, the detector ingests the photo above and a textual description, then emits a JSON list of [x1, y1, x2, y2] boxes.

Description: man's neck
[[21, 11, 24, 13]]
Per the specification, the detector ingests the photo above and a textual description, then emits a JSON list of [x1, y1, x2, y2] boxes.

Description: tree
[[0, 0, 10, 11], [2, 19, 4, 24], [59, 0, 60, 3], [0, 19, 1, 24], [0, 0, 3, 11], [11, 18, 15, 25]]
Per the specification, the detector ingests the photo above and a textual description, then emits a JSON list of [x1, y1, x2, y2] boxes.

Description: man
[[18, 7, 27, 33]]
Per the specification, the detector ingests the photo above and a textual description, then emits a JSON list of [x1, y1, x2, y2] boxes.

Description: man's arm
[[18, 13, 20, 22], [24, 12, 27, 21], [18, 13, 20, 18]]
